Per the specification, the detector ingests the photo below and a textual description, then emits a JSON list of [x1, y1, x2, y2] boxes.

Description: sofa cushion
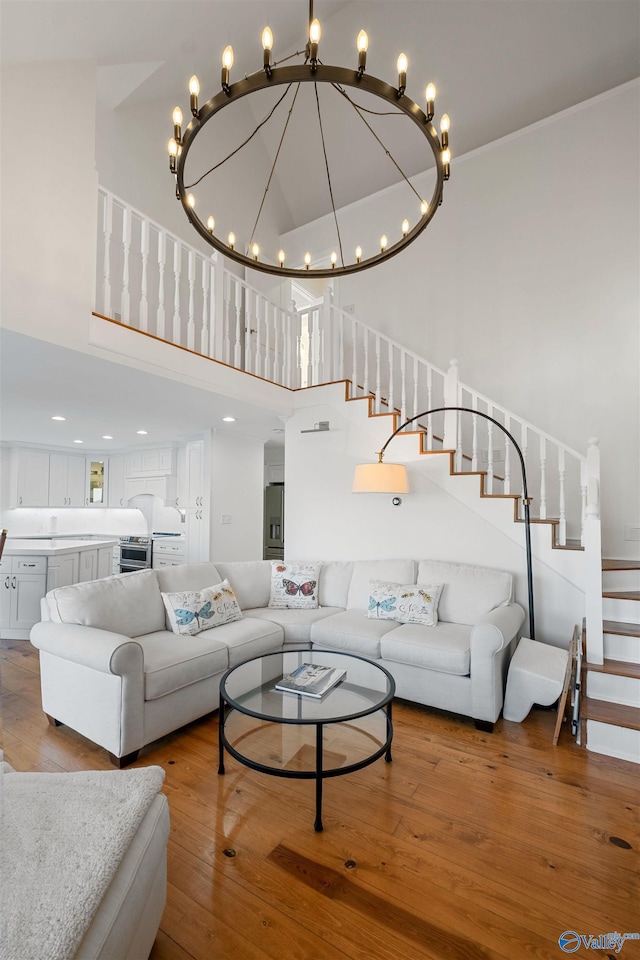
[[214, 561, 271, 610], [137, 630, 229, 700], [346, 560, 415, 610], [161, 580, 242, 636], [310, 610, 399, 658], [269, 561, 321, 609], [43, 569, 165, 638], [380, 622, 472, 675], [417, 559, 513, 625], [317, 561, 354, 608], [223, 617, 284, 666], [155, 561, 222, 594], [244, 606, 345, 645], [368, 580, 443, 626]]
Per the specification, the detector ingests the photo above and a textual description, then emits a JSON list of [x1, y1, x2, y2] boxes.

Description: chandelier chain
[[331, 83, 424, 204], [314, 82, 344, 269], [247, 83, 301, 253], [184, 84, 293, 190]]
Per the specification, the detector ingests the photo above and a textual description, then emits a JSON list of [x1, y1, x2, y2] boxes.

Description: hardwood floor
[[2, 636, 639, 960]]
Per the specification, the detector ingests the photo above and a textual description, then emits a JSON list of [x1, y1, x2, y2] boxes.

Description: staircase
[[581, 559, 640, 763]]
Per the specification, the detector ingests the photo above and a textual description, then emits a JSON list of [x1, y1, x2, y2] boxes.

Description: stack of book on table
[[275, 663, 346, 699]]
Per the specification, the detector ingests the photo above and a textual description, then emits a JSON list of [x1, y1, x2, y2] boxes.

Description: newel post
[[584, 437, 603, 664], [444, 359, 459, 451]]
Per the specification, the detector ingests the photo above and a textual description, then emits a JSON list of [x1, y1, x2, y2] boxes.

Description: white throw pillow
[[367, 579, 443, 626], [162, 579, 242, 636], [268, 561, 321, 609]]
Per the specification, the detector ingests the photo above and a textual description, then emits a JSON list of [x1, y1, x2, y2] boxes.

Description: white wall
[[0, 61, 99, 345], [209, 432, 264, 561], [280, 81, 640, 559], [285, 387, 585, 647]]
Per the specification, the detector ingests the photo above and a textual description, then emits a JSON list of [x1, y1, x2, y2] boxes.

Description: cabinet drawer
[[12, 556, 48, 575], [153, 541, 185, 555]]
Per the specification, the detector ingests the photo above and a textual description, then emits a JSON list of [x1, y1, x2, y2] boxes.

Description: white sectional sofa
[[30, 558, 525, 765]]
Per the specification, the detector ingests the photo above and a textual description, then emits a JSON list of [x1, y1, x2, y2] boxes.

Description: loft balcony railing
[[95, 186, 603, 655]]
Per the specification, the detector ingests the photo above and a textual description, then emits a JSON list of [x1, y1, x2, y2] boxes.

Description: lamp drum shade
[[352, 462, 409, 493]]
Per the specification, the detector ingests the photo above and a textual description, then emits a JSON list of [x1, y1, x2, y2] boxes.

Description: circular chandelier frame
[[174, 64, 447, 279]]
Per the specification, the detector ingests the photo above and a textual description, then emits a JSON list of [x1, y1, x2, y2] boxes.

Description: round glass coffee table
[[218, 649, 395, 831]]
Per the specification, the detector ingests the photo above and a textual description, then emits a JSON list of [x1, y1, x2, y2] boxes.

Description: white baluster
[[139, 218, 149, 332], [200, 257, 209, 356], [471, 403, 478, 471], [387, 341, 394, 414], [243, 286, 252, 373], [584, 438, 603, 662], [172, 240, 182, 345], [455, 411, 463, 472], [286, 300, 295, 388], [486, 415, 494, 494], [338, 310, 345, 383], [363, 330, 370, 396], [322, 284, 333, 382], [520, 425, 528, 520], [412, 357, 418, 421], [351, 318, 358, 397], [503, 415, 511, 494], [102, 192, 113, 318], [425, 367, 433, 450], [558, 447, 566, 545], [443, 359, 458, 451], [375, 334, 382, 412], [264, 301, 271, 380], [234, 279, 242, 369], [311, 308, 320, 386], [273, 304, 281, 384], [156, 231, 166, 339], [121, 207, 131, 324], [539, 435, 547, 520], [187, 249, 195, 350], [400, 351, 407, 424]]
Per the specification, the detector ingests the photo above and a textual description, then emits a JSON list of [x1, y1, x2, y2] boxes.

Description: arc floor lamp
[[353, 406, 535, 640]]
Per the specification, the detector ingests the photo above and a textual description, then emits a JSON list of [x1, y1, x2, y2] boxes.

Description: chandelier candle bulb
[[221, 45, 234, 93], [228, 232, 236, 250], [330, 251, 337, 268], [380, 234, 388, 252], [309, 18, 321, 69], [420, 200, 428, 215], [397, 53, 408, 96], [172, 106, 183, 142], [187, 193, 195, 208], [262, 27, 273, 75], [189, 75, 200, 116], [252, 242, 260, 260], [278, 249, 285, 267], [304, 252, 311, 269], [355, 245, 362, 263], [442, 147, 451, 179], [402, 218, 410, 237], [426, 82, 436, 121], [440, 113, 450, 149], [167, 138, 178, 173], [207, 216, 215, 233], [357, 30, 368, 77]]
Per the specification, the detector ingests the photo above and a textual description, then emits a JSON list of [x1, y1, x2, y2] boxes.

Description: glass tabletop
[[220, 649, 395, 724]]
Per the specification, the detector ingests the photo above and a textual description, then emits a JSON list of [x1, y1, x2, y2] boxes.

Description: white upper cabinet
[[86, 458, 108, 507], [10, 449, 50, 507], [49, 454, 86, 507], [108, 455, 126, 507], [125, 447, 176, 477]]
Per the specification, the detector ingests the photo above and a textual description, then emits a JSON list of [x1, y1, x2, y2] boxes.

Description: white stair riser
[[585, 720, 640, 764], [586, 672, 640, 707], [604, 632, 640, 664], [602, 597, 640, 621], [602, 570, 640, 591]]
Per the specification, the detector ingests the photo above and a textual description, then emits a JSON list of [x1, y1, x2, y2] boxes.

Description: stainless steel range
[[118, 536, 152, 573]]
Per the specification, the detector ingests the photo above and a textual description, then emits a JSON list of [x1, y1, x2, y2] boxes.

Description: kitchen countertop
[[3, 539, 118, 556]]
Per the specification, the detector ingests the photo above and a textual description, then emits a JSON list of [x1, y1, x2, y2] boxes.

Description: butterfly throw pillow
[[268, 561, 321, 609], [367, 580, 444, 626], [162, 579, 242, 636]]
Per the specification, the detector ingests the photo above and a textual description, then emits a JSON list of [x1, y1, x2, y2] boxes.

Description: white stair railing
[[96, 187, 601, 641]]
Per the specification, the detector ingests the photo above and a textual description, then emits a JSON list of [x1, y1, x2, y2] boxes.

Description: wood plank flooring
[[2, 637, 639, 960]]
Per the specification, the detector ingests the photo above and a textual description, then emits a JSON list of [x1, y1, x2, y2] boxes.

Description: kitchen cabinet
[[78, 548, 98, 582], [152, 538, 186, 569], [49, 453, 86, 507], [125, 475, 177, 504], [182, 440, 209, 563], [10, 448, 50, 507], [125, 447, 176, 478], [97, 545, 112, 580], [0, 556, 47, 638], [108, 455, 126, 507], [86, 459, 107, 506], [46, 552, 79, 590]]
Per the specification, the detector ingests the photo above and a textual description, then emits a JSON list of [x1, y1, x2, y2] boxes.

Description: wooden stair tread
[[582, 698, 640, 730], [586, 659, 640, 679], [603, 619, 640, 638], [602, 590, 640, 601], [602, 558, 640, 571]]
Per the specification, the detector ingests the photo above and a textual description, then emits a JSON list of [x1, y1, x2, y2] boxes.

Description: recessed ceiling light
[[136, 430, 148, 435], [51, 416, 66, 421], [222, 416, 236, 422], [73, 439, 84, 444], [102, 435, 113, 440]]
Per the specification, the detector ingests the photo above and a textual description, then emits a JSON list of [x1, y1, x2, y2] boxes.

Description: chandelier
[[167, 3, 451, 278]]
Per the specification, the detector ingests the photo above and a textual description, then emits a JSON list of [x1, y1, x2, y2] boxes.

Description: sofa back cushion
[[346, 560, 415, 610], [213, 561, 271, 610], [318, 561, 354, 608], [43, 569, 165, 638], [417, 559, 513, 625], [155, 561, 222, 594]]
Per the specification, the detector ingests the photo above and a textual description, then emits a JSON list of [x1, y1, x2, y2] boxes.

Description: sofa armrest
[[469, 602, 526, 723], [30, 621, 143, 676]]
